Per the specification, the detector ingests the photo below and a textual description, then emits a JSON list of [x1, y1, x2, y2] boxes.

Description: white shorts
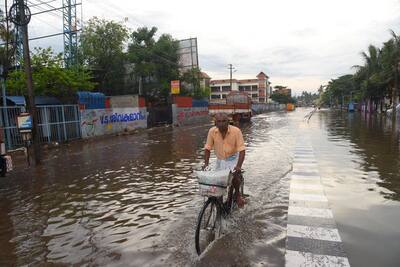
[[216, 153, 238, 171]]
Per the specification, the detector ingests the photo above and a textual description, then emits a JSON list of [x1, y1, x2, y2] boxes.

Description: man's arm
[[234, 128, 246, 171], [203, 128, 214, 169], [235, 150, 245, 171], [203, 149, 211, 169]]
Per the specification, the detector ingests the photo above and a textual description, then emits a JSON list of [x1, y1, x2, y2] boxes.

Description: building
[[199, 72, 211, 89], [273, 86, 292, 97], [209, 72, 272, 103]]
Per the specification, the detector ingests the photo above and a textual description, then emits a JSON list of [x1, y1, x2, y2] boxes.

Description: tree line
[[0, 15, 209, 103], [320, 30, 400, 112]]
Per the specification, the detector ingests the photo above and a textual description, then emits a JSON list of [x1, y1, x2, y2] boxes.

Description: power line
[[28, 0, 61, 13], [0, 29, 80, 45], [30, 3, 81, 16], [31, 0, 60, 11], [27, 1, 63, 19], [28, 0, 56, 8]]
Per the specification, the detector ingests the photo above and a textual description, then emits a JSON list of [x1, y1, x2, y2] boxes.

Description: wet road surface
[[0, 109, 399, 266], [307, 110, 400, 267]]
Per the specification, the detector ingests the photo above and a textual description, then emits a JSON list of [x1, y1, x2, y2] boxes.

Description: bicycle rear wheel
[[195, 198, 221, 255]]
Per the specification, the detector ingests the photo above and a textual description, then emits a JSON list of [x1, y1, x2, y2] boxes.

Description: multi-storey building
[[273, 86, 292, 97], [209, 72, 271, 103]]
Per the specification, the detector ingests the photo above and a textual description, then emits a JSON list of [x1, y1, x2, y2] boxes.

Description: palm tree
[[380, 30, 400, 116], [353, 45, 385, 112]]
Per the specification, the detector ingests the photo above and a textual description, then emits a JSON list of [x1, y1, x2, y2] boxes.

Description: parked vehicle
[[209, 92, 252, 123], [287, 103, 295, 111]]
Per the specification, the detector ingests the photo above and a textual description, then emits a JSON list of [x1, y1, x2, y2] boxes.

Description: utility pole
[[393, 62, 400, 120], [13, 0, 41, 165], [1, 0, 12, 149], [139, 76, 143, 95], [228, 64, 235, 91]]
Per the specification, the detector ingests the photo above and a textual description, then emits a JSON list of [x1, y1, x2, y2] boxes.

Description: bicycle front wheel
[[195, 198, 221, 255]]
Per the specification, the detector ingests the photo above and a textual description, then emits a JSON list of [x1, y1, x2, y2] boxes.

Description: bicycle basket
[[195, 169, 232, 197]]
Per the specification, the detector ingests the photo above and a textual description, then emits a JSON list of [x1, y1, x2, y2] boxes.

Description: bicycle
[[194, 169, 245, 255]]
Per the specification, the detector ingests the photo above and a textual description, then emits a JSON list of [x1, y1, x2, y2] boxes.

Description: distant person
[[203, 112, 246, 207]]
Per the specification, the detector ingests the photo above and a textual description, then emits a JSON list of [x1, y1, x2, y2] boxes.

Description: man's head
[[215, 113, 229, 133]]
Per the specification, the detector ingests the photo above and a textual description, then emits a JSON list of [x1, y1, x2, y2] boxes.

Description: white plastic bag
[[195, 169, 232, 196]]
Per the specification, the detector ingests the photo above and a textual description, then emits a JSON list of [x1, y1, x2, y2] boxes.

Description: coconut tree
[[353, 44, 385, 112], [380, 30, 400, 116]]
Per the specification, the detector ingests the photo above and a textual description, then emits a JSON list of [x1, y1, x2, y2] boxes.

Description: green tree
[[294, 91, 319, 106], [380, 31, 400, 113], [79, 17, 129, 95], [321, 75, 356, 107], [271, 92, 295, 104], [354, 45, 386, 99], [180, 68, 210, 99], [6, 47, 95, 97], [128, 27, 180, 102], [0, 8, 16, 77]]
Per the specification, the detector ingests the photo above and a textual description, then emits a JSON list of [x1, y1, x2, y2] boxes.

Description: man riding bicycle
[[203, 112, 246, 208]]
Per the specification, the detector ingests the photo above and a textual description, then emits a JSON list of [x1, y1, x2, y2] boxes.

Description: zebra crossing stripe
[[286, 250, 350, 267], [287, 224, 342, 242], [288, 206, 333, 218]]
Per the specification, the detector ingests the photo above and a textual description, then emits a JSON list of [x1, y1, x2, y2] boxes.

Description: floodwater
[[0, 109, 399, 266], [307, 110, 400, 267]]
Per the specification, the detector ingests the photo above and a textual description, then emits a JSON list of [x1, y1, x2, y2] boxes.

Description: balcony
[[221, 86, 231, 92]]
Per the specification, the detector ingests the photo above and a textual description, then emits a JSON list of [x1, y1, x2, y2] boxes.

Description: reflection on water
[[322, 111, 400, 200], [310, 110, 400, 267]]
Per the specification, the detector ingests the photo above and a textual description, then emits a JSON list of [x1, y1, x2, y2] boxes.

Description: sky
[[17, 0, 400, 94]]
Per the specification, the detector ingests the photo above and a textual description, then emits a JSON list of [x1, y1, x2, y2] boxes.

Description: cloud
[[26, 0, 400, 93]]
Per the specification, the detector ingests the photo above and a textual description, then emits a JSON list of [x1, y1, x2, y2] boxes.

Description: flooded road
[[0, 109, 399, 266], [307, 110, 400, 267]]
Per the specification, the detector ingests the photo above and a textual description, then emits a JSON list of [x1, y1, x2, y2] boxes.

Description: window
[[211, 95, 220, 99], [222, 86, 231, 91], [222, 94, 227, 98], [252, 94, 258, 98], [252, 85, 258, 91], [211, 86, 220, 92]]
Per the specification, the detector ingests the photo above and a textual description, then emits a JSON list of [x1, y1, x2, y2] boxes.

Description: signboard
[[177, 38, 199, 72], [80, 108, 147, 138], [171, 80, 180, 94], [17, 113, 32, 131]]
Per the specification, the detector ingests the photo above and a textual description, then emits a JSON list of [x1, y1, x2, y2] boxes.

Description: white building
[[210, 72, 272, 103]]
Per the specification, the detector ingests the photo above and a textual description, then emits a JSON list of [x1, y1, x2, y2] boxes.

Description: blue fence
[[77, 91, 105, 109], [192, 100, 208, 107]]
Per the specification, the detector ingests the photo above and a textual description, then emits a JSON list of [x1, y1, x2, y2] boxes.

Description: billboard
[[177, 38, 199, 72]]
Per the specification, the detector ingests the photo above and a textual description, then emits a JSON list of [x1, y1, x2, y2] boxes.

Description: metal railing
[[0, 105, 81, 150]]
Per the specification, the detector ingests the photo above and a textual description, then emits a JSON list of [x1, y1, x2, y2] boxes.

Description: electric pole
[[1, 0, 12, 149], [13, 0, 41, 165], [228, 64, 235, 91]]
